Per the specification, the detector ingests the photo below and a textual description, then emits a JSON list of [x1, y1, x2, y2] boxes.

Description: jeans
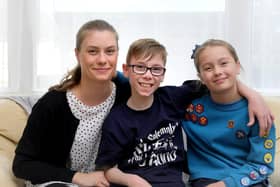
[[190, 178, 269, 187]]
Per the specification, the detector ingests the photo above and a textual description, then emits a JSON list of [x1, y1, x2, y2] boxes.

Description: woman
[[12, 19, 129, 187]]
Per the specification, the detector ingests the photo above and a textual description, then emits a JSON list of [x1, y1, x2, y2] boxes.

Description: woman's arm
[[105, 167, 151, 187], [237, 80, 274, 136], [12, 93, 76, 184]]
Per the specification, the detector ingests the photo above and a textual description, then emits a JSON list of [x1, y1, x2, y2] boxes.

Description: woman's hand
[[72, 171, 109, 187]]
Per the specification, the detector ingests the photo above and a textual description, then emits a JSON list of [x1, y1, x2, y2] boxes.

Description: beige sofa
[[0, 97, 279, 187]]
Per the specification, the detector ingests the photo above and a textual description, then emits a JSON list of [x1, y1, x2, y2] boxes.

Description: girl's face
[[123, 54, 165, 98], [75, 30, 118, 83], [197, 46, 240, 94]]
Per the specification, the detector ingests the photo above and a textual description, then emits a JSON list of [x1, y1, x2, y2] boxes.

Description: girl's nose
[[214, 67, 222, 75]]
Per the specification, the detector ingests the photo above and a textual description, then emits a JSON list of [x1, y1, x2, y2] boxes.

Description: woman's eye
[[221, 61, 228, 65], [88, 50, 97, 54], [106, 49, 116, 55]]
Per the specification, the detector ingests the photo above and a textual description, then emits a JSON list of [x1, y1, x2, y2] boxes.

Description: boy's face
[[123, 54, 165, 98]]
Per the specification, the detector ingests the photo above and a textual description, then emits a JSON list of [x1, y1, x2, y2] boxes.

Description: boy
[[95, 38, 205, 186]]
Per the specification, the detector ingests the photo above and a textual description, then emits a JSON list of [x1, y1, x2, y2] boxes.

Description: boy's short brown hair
[[126, 38, 167, 65]]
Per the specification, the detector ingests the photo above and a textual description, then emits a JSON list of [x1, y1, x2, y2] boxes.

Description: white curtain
[[0, 0, 280, 95]]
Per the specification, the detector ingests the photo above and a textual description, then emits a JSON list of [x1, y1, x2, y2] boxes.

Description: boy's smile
[[123, 54, 165, 109]]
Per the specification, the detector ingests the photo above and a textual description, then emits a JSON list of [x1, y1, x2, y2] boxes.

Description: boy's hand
[[126, 174, 152, 187], [247, 94, 274, 137], [206, 181, 226, 187], [72, 171, 109, 187]]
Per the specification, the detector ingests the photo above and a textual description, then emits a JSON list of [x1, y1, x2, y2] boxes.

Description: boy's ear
[[122, 64, 129, 78], [160, 75, 165, 82]]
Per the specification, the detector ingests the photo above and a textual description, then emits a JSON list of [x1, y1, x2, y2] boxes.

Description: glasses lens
[[151, 67, 163, 75], [129, 65, 165, 76], [133, 65, 147, 74]]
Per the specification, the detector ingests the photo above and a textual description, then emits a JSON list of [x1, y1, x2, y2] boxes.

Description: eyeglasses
[[128, 64, 166, 76]]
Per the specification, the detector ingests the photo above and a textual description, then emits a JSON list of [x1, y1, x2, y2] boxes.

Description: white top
[[67, 83, 116, 172]]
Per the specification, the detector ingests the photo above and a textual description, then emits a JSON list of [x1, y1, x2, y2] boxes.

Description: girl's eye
[[203, 67, 212, 71]]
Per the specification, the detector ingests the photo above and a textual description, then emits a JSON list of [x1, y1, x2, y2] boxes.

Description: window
[[35, 0, 226, 91], [1, 0, 280, 95], [0, 0, 7, 89]]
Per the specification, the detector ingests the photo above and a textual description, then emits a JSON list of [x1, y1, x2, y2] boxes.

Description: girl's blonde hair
[[193, 39, 239, 72]]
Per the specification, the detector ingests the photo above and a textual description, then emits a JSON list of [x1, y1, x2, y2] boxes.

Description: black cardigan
[[12, 79, 130, 184]]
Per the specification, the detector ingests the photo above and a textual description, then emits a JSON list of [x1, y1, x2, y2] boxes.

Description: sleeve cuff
[[223, 176, 235, 187]]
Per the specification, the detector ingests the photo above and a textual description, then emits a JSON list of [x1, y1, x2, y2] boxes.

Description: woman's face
[[76, 30, 118, 83]]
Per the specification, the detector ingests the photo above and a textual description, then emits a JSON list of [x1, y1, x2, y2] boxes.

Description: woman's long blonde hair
[[49, 19, 119, 91]]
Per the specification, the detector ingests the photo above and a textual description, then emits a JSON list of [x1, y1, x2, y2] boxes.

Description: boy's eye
[[135, 65, 146, 70], [151, 67, 164, 72]]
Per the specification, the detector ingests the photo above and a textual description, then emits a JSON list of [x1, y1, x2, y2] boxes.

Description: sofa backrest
[[0, 99, 28, 146]]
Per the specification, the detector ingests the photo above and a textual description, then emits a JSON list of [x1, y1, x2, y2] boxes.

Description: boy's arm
[[237, 81, 274, 136], [105, 167, 152, 187]]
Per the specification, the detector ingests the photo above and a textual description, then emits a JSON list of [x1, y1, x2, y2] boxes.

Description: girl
[[183, 39, 276, 187]]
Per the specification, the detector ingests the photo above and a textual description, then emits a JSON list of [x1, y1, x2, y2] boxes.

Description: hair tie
[[190, 44, 201, 59]]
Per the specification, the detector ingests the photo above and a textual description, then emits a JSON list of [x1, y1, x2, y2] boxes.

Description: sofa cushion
[[0, 99, 28, 144], [264, 96, 280, 186], [264, 96, 280, 138]]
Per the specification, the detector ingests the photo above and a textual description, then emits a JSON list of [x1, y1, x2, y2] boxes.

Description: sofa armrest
[[0, 98, 28, 187], [0, 136, 24, 187]]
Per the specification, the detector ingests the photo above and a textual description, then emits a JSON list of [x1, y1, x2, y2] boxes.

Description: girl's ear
[[197, 73, 205, 84], [122, 64, 129, 78]]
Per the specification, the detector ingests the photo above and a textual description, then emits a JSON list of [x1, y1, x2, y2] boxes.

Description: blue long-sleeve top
[[182, 95, 276, 187]]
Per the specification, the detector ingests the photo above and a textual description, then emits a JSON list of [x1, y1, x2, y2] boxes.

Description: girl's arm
[[237, 81, 274, 136]]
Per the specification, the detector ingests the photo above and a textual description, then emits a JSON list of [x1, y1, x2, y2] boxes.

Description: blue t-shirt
[[182, 95, 276, 187], [96, 85, 201, 187]]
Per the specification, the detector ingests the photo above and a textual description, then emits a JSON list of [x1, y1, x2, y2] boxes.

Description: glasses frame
[[128, 64, 166, 76]]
